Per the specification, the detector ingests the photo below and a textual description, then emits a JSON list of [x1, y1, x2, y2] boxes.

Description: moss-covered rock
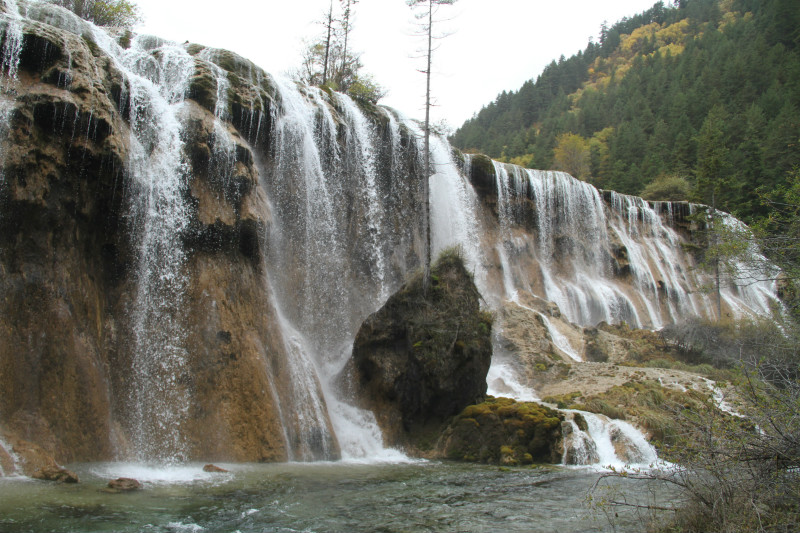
[[438, 397, 563, 464], [468, 153, 496, 199], [346, 248, 493, 447]]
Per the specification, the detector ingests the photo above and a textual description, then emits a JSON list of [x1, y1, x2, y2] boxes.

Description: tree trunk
[[422, 0, 433, 297], [322, 0, 334, 86]]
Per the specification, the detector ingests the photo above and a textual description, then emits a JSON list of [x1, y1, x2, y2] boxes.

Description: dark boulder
[[346, 248, 493, 447]]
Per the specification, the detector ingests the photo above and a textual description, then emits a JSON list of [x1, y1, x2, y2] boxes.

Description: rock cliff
[[0, 2, 321, 465]]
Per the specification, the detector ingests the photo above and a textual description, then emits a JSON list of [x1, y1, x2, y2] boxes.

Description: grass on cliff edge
[[544, 379, 710, 449], [590, 316, 800, 533]]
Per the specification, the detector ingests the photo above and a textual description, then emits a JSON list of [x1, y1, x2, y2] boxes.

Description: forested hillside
[[450, 0, 800, 222]]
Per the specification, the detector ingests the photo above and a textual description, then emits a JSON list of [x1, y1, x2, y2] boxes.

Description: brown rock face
[[0, 21, 129, 464], [32, 465, 79, 483], [346, 250, 493, 447], [0, 7, 337, 465]]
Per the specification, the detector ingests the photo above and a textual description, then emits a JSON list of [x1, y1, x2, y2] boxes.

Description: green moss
[[470, 153, 496, 180], [575, 379, 712, 448], [443, 397, 563, 464], [573, 412, 588, 431], [542, 391, 582, 409], [187, 68, 217, 113], [521, 453, 533, 465], [81, 34, 100, 56], [117, 30, 132, 49], [185, 43, 205, 56]]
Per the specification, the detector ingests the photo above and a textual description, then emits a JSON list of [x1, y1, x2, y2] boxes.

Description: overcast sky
[[134, 0, 661, 128]]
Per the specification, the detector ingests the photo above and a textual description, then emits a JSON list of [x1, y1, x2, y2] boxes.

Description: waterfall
[[0, 0, 22, 184], [477, 159, 778, 329], [110, 34, 195, 462], [0, 433, 21, 476], [0, 2, 781, 467], [336, 93, 388, 300], [264, 81, 424, 460], [562, 411, 659, 469], [1, 0, 200, 462]]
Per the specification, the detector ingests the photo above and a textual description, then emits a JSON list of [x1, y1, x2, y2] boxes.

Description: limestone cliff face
[[0, 1, 429, 469], [0, 14, 131, 465], [0, 4, 303, 466]]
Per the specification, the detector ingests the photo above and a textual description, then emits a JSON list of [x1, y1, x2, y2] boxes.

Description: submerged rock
[[107, 477, 141, 491], [346, 248, 493, 447], [32, 465, 79, 483], [202, 463, 228, 473]]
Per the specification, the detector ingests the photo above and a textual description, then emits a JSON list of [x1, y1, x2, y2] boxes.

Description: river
[[0, 461, 673, 532]]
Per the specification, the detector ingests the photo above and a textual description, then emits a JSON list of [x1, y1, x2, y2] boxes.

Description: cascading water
[[423, 128, 486, 290], [527, 168, 642, 326], [468, 159, 778, 330], [561, 411, 659, 468], [0, 1, 781, 470], [336, 93, 388, 299], [458, 157, 778, 468], [110, 35, 195, 462], [0, 433, 20, 476], [0, 0, 22, 184], [715, 212, 778, 316], [197, 49, 238, 187], [21, 12, 206, 461], [263, 80, 427, 460]]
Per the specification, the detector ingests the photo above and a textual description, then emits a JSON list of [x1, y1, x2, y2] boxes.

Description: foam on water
[[89, 463, 233, 485]]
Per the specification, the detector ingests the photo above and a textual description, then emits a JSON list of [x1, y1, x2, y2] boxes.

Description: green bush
[[48, 0, 142, 28], [640, 174, 691, 201]]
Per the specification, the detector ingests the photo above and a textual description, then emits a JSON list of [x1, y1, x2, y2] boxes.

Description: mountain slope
[[450, 0, 800, 222]]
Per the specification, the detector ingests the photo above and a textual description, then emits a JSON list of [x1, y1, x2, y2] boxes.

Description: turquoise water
[[0, 461, 665, 532]]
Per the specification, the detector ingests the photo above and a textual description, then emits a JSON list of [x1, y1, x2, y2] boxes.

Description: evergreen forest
[[450, 0, 800, 223]]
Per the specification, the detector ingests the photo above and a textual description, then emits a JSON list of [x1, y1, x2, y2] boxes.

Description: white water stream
[[0, 0, 22, 184]]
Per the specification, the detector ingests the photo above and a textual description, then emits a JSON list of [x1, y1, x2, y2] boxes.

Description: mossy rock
[[439, 397, 563, 464], [187, 62, 218, 114], [348, 247, 493, 447], [468, 153, 497, 199]]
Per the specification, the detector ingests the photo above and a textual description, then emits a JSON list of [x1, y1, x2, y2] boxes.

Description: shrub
[[640, 174, 691, 201], [47, 0, 142, 29]]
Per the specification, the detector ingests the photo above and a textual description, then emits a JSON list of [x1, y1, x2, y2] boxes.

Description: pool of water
[[0, 461, 668, 532]]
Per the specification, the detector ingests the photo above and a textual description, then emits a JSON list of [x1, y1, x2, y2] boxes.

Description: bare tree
[[337, 0, 358, 88], [321, 0, 337, 86], [407, 0, 457, 296]]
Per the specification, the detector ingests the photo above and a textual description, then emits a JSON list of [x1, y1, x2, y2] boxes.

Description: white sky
[[134, 0, 660, 127]]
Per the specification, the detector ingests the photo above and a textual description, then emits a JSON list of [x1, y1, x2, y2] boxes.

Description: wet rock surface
[[107, 477, 141, 491], [32, 464, 79, 483], [346, 250, 493, 447], [0, 7, 298, 464]]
